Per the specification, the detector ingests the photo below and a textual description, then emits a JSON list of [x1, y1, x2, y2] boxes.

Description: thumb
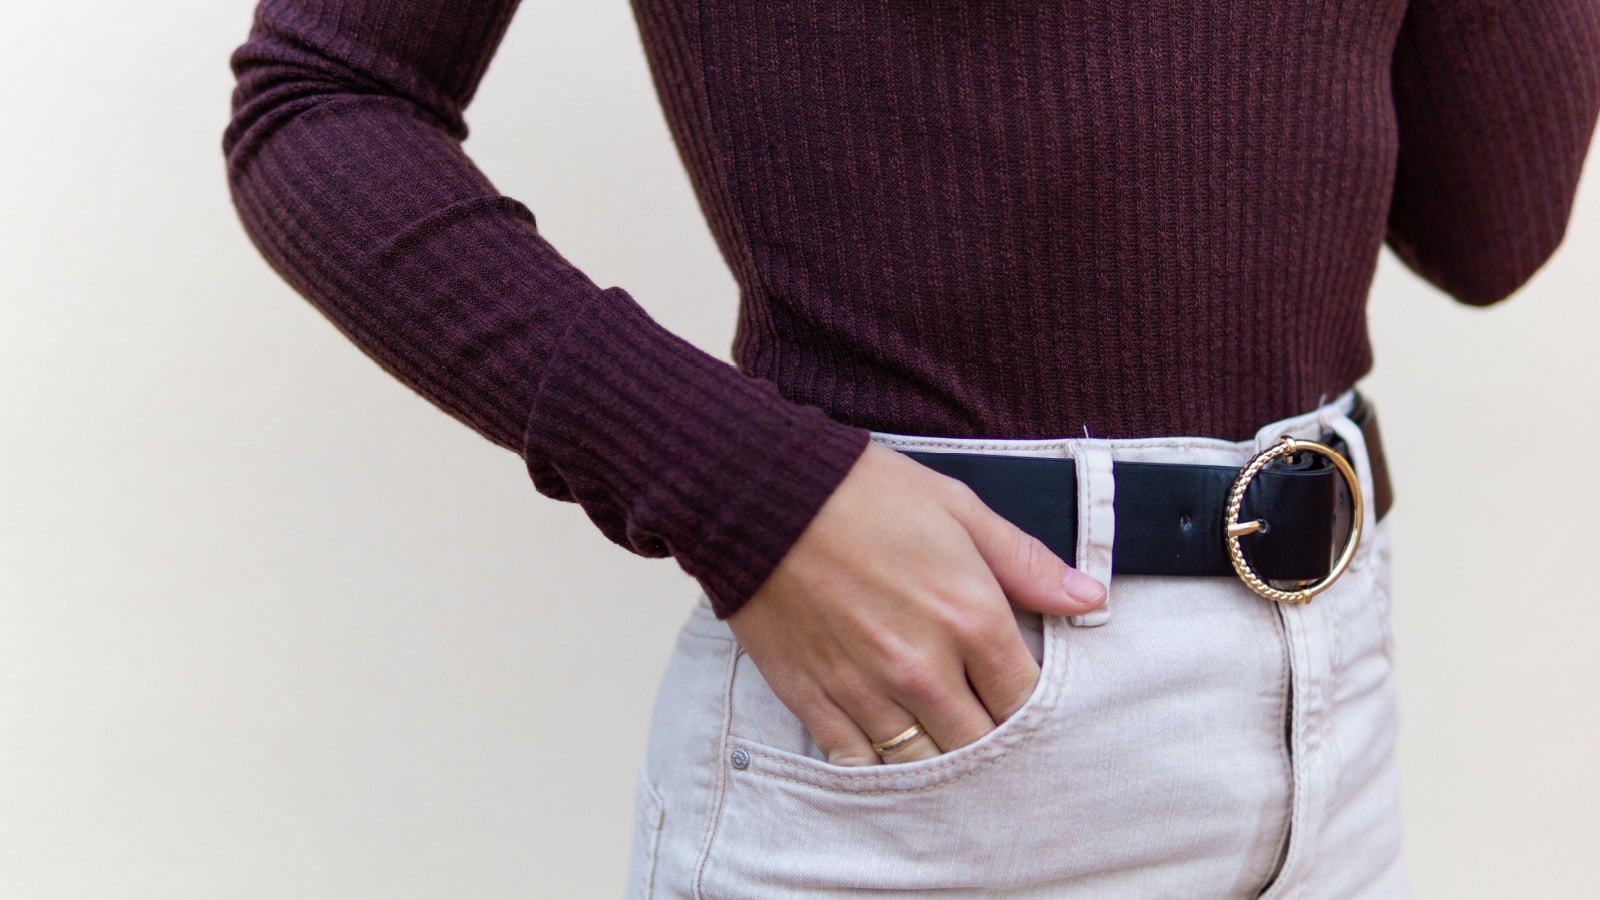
[[956, 500, 1106, 616]]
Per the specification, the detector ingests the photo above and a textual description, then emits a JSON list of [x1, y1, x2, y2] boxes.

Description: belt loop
[[1069, 440, 1115, 628], [1321, 408, 1378, 567]]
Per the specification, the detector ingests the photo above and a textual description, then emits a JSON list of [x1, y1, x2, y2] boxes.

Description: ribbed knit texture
[[224, 0, 1600, 618]]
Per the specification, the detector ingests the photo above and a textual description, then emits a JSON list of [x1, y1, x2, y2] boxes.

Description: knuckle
[[938, 476, 983, 513], [887, 661, 945, 704], [1014, 529, 1057, 580], [944, 605, 1001, 648], [930, 590, 981, 633], [937, 587, 1009, 643], [944, 572, 999, 607]]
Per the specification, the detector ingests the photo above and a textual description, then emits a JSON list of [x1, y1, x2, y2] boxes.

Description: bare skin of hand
[[725, 441, 1107, 766]]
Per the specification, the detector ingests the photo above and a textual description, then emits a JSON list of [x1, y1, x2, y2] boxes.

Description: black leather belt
[[898, 395, 1391, 591]]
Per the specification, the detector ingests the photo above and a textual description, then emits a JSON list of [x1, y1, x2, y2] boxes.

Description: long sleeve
[[1386, 0, 1600, 306], [222, 0, 871, 618]]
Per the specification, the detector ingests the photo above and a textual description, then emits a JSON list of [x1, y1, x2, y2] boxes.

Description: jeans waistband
[[867, 390, 1364, 469]]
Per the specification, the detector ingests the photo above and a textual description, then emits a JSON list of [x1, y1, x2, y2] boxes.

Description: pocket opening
[[723, 606, 1067, 792]]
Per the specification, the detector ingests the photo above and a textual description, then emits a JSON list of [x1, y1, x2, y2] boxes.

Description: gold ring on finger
[[870, 723, 926, 758]]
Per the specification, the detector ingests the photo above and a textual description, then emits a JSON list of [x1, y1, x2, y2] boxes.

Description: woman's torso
[[630, 0, 1408, 440]]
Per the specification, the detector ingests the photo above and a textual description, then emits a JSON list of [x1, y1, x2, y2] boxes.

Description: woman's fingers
[[777, 678, 881, 767], [895, 679, 997, 755], [783, 676, 945, 766], [962, 615, 1042, 724], [952, 486, 1106, 616], [828, 660, 988, 761]]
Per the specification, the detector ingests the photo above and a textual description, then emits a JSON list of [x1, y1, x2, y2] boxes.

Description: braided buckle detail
[[1224, 436, 1364, 605]]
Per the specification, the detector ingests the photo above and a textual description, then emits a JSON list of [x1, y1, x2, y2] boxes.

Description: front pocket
[[723, 605, 1062, 793], [699, 611, 1094, 896]]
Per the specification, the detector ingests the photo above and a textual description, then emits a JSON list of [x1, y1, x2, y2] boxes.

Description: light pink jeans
[[628, 392, 1406, 898]]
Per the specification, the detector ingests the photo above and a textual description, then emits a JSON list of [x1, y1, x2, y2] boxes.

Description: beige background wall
[[2, 2, 1596, 897]]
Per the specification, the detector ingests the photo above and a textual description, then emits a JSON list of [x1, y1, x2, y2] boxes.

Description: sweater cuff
[[521, 286, 872, 619]]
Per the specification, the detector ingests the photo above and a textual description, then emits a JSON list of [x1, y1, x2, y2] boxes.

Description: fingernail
[[1062, 568, 1107, 608]]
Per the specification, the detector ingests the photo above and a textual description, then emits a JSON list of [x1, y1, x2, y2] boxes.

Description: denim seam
[[1261, 608, 1311, 900], [1253, 605, 1297, 897], [633, 772, 665, 900], [690, 639, 739, 900]]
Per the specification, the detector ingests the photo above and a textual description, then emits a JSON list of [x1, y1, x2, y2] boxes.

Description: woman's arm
[[222, 2, 1107, 770], [222, 0, 870, 618], [1387, 0, 1600, 306]]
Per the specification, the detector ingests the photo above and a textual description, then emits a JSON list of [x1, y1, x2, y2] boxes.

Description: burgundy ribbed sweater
[[224, 1, 1600, 619]]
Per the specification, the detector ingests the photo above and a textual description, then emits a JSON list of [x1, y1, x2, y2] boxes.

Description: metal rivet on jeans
[[729, 748, 750, 770]]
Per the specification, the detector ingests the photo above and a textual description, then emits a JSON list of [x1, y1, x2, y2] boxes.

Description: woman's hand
[[725, 442, 1106, 766]]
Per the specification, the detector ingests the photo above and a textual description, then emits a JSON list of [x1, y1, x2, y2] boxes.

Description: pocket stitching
[[736, 713, 1045, 794]]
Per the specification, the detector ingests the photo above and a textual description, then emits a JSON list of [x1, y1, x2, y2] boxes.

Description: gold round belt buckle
[[1224, 436, 1364, 605]]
